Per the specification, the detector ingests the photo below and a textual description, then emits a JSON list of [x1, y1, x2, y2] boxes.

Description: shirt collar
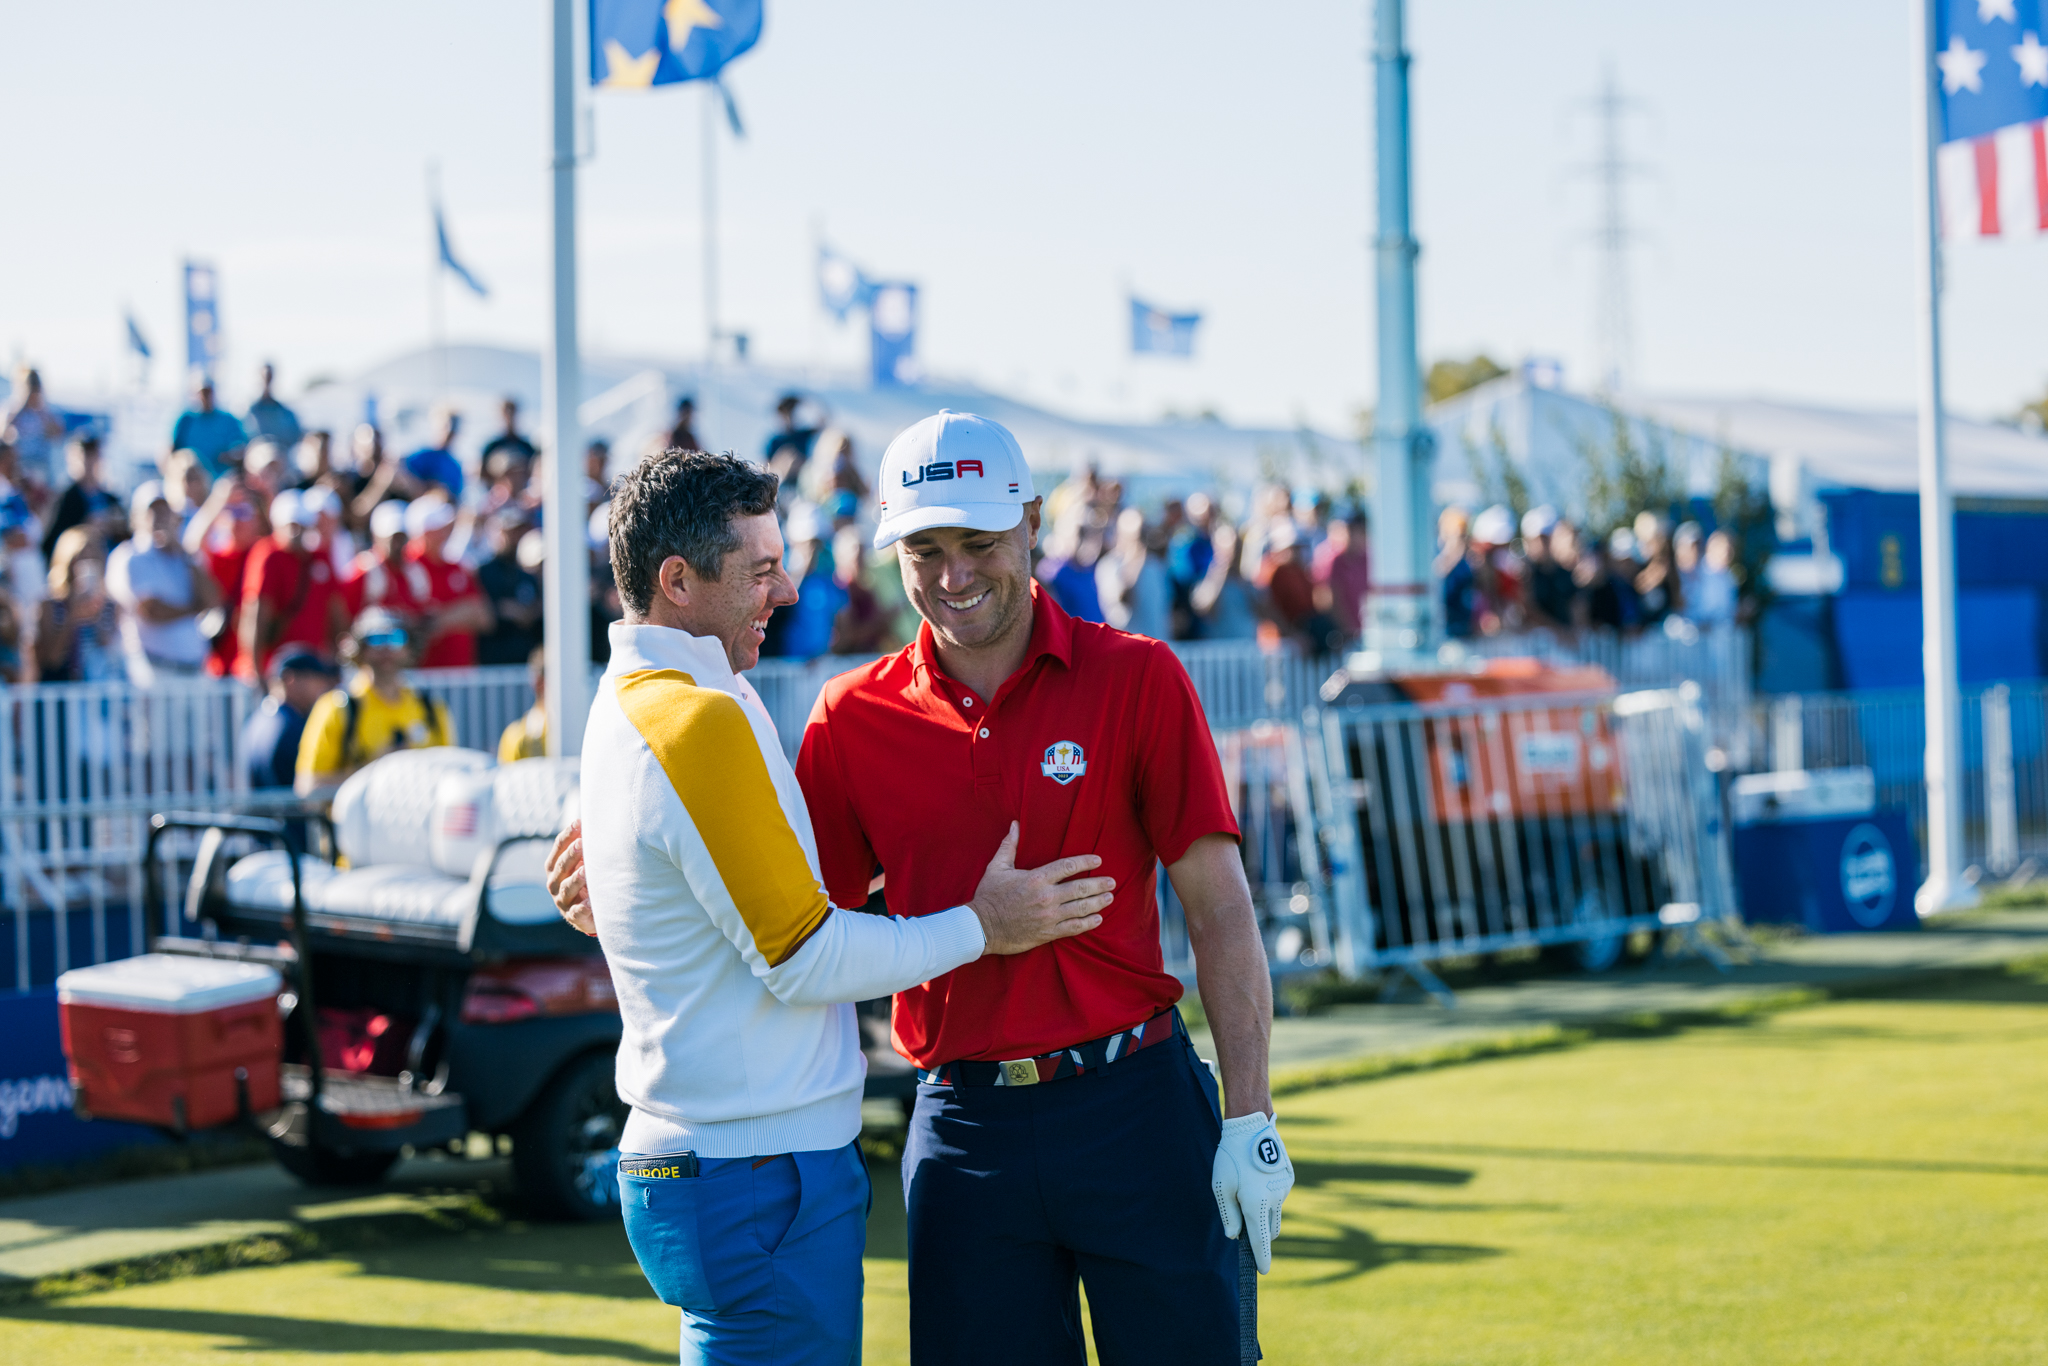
[[606, 621, 742, 695], [911, 580, 1074, 687]]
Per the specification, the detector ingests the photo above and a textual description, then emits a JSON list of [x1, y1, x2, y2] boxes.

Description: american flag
[[1937, 0, 2048, 239]]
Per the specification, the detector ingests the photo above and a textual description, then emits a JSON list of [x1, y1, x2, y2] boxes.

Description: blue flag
[[869, 282, 920, 388], [437, 205, 489, 299], [818, 245, 874, 322], [1130, 297, 1200, 357], [1937, 0, 2048, 142], [184, 261, 221, 382], [125, 313, 151, 361], [591, 0, 763, 89]]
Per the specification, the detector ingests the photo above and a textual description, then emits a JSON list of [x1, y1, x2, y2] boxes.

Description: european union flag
[[1937, 0, 2048, 142], [590, 0, 763, 89], [1130, 297, 1200, 357]]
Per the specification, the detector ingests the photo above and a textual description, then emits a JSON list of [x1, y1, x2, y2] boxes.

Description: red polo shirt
[[405, 543, 482, 668], [796, 584, 1239, 1068], [241, 539, 341, 680]]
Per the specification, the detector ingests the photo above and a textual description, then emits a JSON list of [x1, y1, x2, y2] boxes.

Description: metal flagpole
[[1363, 0, 1434, 661], [700, 81, 720, 452], [1908, 0, 1976, 915], [543, 0, 591, 758], [428, 162, 447, 399]]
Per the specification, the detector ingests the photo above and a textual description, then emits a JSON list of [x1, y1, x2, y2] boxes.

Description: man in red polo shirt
[[239, 489, 346, 680], [551, 412, 1290, 1363], [402, 499, 492, 668]]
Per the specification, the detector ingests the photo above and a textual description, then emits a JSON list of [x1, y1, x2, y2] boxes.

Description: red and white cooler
[[58, 954, 285, 1132]]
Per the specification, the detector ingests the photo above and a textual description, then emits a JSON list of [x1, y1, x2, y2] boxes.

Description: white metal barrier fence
[[1750, 680, 2048, 882], [1306, 684, 1733, 992], [1, 642, 1337, 993]]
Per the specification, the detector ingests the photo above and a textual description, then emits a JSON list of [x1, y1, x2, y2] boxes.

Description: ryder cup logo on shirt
[[1041, 741, 1087, 786]]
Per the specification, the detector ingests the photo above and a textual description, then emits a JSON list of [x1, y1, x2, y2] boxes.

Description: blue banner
[[1130, 296, 1200, 357], [818, 245, 874, 322], [184, 260, 221, 383], [590, 0, 763, 89], [1938, 0, 2048, 142], [436, 205, 489, 299], [0, 990, 163, 1173], [869, 282, 920, 388]]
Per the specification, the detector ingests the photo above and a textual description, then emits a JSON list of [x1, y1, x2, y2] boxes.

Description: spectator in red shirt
[[341, 500, 426, 621], [548, 411, 1291, 1364], [403, 499, 492, 668], [183, 475, 263, 679], [238, 489, 345, 680]]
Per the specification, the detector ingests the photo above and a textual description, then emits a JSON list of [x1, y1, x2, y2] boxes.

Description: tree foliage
[[1425, 354, 1509, 406], [1574, 406, 1685, 537]]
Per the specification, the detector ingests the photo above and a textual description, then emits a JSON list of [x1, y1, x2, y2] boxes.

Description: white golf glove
[[1212, 1112, 1293, 1274]]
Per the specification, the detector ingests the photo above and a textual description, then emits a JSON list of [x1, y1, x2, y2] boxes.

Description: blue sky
[[4, 0, 2045, 432]]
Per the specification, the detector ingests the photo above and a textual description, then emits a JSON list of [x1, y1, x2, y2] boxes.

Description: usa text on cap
[[873, 411, 1034, 550]]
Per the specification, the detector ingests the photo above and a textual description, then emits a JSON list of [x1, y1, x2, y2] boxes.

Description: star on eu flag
[[665, 0, 723, 48], [601, 38, 661, 88]]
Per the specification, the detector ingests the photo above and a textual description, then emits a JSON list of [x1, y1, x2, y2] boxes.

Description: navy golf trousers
[[902, 1021, 1239, 1365]]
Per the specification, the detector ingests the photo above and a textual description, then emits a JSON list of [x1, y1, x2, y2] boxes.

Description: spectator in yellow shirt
[[497, 645, 547, 764], [296, 606, 453, 798]]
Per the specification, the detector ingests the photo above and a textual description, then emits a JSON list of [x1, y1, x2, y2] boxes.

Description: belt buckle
[[998, 1058, 1039, 1087]]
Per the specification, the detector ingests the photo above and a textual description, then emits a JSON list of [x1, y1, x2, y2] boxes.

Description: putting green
[[7, 965, 2048, 1364]]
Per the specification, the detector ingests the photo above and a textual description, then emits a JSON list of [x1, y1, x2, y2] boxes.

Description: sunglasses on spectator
[[360, 630, 408, 650]]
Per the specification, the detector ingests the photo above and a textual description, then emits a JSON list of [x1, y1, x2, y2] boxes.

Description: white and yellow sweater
[[582, 622, 984, 1158]]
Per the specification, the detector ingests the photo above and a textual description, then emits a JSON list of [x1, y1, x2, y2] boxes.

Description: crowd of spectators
[[1437, 502, 1744, 641], [6, 359, 1752, 784], [0, 361, 613, 790], [746, 421, 1377, 662]]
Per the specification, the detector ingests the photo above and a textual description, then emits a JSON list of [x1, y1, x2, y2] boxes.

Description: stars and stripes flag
[[1936, 0, 2048, 238]]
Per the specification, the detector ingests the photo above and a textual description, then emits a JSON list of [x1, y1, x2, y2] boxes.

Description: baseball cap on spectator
[[270, 489, 311, 527], [404, 500, 456, 538], [303, 486, 342, 519], [872, 410, 1035, 550], [516, 528, 545, 572], [129, 480, 170, 522], [271, 649, 340, 680], [1521, 505, 1560, 541], [1472, 504, 1515, 547], [351, 605, 408, 650], [370, 501, 408, 538]]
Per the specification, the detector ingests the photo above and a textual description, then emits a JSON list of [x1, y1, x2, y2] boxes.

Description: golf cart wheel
[[268, 1135, 400, 1187], [511, 1050, 628, 1222]]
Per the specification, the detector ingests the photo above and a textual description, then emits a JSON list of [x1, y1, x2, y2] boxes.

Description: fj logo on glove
[[1256, 1135, 1281, 1167]]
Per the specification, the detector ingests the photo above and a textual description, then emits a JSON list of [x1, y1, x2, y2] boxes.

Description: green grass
[[9, 963, 2048, 1363]]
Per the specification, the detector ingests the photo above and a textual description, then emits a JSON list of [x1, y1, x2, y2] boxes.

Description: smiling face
[[658, 511, 797, 673], [896, 501, 1041, 654]]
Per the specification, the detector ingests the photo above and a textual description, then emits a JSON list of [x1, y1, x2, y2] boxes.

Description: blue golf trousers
[[902, 1029, 1240, 1365], [619, 1140, 870, 1366]]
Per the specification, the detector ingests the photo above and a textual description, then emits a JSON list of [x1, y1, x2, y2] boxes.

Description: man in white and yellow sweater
[[578, 449, 1114, 1366]]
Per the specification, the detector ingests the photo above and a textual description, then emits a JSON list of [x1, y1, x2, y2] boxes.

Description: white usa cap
[[873, 411, 1035, 550]]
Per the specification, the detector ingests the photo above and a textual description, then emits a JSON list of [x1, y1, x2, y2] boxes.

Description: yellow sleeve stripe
[[614, 668, 831, 968]]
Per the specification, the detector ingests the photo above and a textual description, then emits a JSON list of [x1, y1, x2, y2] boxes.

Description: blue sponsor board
[[1732, 811, 1921, 935], [0, 988, 163, 1173]]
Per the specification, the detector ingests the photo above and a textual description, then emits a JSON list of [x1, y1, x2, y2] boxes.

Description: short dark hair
[[608, 449, 778, 618]]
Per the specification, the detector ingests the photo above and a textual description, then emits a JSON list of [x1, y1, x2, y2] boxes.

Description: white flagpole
[[700, 80, 721, 452], [543, 0, 591, 758], [428, 162, 447, 399], [1909, 0, 1976, 914]]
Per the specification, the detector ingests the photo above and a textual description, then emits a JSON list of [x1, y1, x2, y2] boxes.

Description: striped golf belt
[[916, 1007, 1184, 1088]]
